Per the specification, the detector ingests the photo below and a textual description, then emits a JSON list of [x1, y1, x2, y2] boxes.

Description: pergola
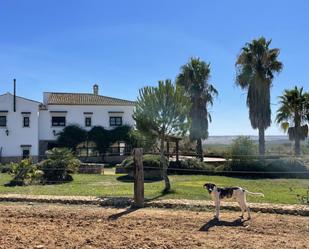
[[165, 135, 182, 162]]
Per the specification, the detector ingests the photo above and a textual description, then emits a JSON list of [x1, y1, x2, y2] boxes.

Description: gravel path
[[0, 194, 309, 216]]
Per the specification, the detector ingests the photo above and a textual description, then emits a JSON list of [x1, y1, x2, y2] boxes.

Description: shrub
[[121, 154, 165, 170], [120, 154, 166, 180], [5, 158, 43, 186], [57, 125, 87, 152], [169, 159, 215, 174], [121, 155, 215, 175], [0, 164, 12, 173], [229, 136, 257, 160], [219, 158, 309, 178], [39, 148, 80, 183]]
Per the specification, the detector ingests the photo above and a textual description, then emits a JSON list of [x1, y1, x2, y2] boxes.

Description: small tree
[[230, 136, 257, 160], [276, 86, 309, 156], [133, 80, 190, 192]]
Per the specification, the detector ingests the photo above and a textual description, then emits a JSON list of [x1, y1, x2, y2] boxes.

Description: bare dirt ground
[[0, 203, 309, 249]]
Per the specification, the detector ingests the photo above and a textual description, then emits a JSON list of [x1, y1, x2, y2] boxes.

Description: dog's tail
[[245, 190, 264, 197]]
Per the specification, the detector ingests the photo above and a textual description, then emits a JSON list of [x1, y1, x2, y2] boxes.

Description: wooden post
[[133, 148, 144, 208], [176, 140, 179, 162]]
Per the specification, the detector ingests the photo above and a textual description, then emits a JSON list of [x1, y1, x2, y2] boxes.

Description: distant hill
[[205, 135, 309, 145]]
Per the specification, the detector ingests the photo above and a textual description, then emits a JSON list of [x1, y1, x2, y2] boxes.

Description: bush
[[229, 136, 257, 160], [169, 159, 215, 174], [0, 164, 12, 173], [39, 148, 80, 183], [5, 158, 43, 186], [220, 158, 309, 178], [121, 155, 215, 175], [121, 154, 166, 170], [120, 154, 166, 180]]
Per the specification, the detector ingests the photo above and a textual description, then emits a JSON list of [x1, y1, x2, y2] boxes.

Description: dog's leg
[[236, 194, 245, 219], [244, 192, 251, 219]]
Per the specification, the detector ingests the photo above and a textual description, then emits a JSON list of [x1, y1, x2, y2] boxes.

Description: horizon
[[1, 0, 308, 136]]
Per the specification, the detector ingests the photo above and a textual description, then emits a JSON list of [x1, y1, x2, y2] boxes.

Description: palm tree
[[236, 37, 283, 155], [276, 86, 309, 156], [176, 57, 218, 161]]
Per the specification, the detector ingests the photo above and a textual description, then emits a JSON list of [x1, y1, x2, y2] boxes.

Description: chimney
[[93, 84, 99, 95], [13, 79, 16, 112]]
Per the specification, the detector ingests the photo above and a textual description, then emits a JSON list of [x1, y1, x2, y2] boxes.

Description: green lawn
[[0, 173, 308, 204]]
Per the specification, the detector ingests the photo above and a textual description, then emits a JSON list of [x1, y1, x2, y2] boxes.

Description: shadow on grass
[[199, 217, 246, 232], [116, 174, 162, 183]]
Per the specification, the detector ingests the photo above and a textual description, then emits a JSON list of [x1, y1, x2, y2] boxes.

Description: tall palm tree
[[236, 37, 283, 155], [176, 57, 218, 161], [276, 86, 309, 156]]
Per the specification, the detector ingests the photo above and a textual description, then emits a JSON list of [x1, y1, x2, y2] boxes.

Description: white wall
[[39, 104, 135, 141], [0, 93, 40, 157]]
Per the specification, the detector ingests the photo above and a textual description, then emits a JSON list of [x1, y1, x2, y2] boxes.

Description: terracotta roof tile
[[47, 93, 135, 106]]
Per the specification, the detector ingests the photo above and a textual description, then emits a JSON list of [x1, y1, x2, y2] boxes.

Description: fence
[[0, 149, 309, 206]]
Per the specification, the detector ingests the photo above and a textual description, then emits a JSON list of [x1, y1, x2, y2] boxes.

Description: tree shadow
[[107, 207, 139, 220], [199, 217, 246, 232], [146, 189, 176, 201], [116, 174, 162, 183]]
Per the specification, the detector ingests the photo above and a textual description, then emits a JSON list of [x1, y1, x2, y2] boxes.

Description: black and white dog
[[204, 183, 264, 220]]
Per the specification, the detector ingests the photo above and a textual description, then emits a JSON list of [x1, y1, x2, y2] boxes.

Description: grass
[[0, 173, 308, 204]]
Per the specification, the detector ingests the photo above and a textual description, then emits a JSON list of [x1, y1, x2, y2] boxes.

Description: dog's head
[[203, 183, 216, 194]]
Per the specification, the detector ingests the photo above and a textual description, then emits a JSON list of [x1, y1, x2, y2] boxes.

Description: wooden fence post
[[133, 148, 144, 208]]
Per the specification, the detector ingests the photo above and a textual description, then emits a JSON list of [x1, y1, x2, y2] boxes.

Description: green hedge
[[219, 158, 309, 178]]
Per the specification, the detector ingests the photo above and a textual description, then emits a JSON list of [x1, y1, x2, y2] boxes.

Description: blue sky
[[0, 0, 308, 135]]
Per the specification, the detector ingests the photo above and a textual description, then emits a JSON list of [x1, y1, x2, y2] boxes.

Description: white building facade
[[0, 84, 135, 163], [0, 93, 40, 162]]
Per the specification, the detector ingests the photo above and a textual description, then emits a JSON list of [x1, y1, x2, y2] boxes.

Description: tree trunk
[[295, 137, 301, 156], [294, 117, 301, 156], [196, 138, 203, 162], [258, 127, 265, 156], [160, 135, 170, 192]]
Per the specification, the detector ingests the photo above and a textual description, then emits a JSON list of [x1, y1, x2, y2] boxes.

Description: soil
[[0, 203, 309, 249]]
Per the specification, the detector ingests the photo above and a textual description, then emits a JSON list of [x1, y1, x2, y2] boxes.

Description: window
[[85, 117, 92, 127], [110, 117, 122, 127], [52, 116, 66, 127], [0, 116, 7, 127], [23, 116, 30, 127]]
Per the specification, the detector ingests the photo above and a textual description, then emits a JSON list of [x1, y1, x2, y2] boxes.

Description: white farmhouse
[[0, 84, 135, 163], [0, 92, 40, 162]]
